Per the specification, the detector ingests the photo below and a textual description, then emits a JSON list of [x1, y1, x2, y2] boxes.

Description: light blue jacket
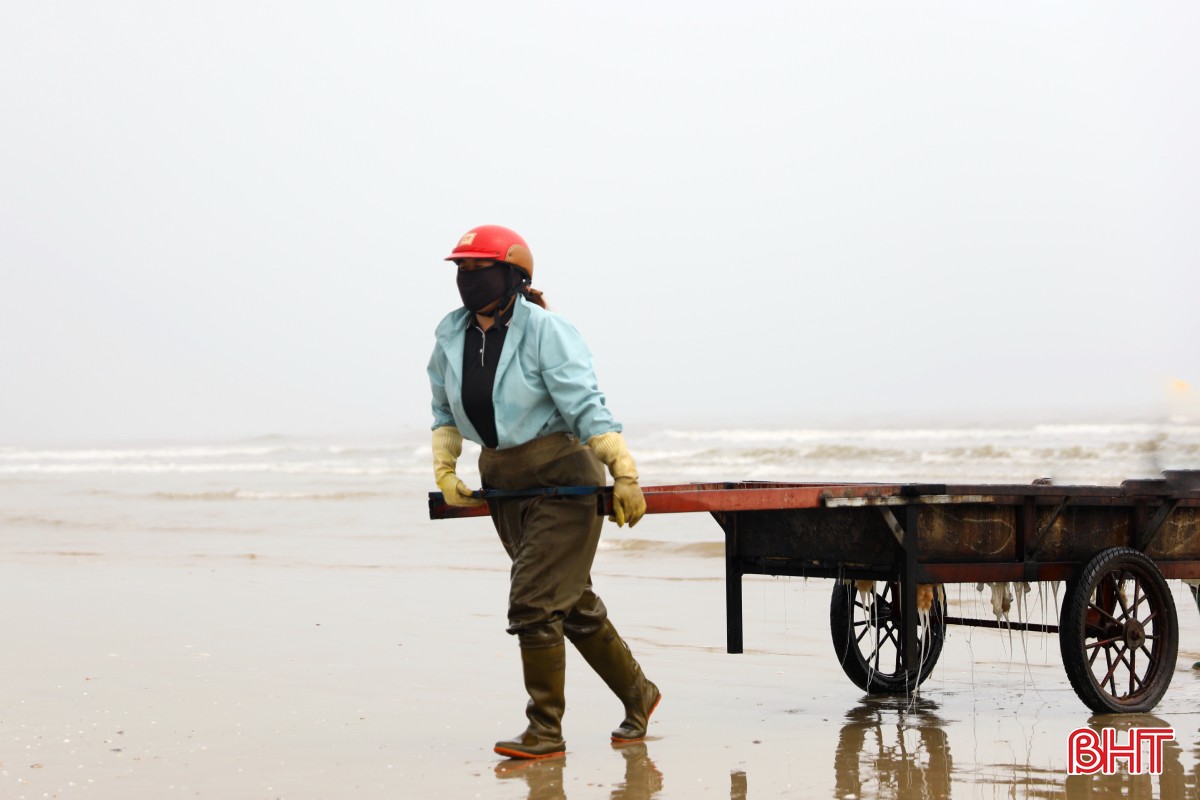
[[427, 295, 622, 449]]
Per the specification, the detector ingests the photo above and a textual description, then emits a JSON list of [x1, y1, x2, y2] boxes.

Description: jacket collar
[[435, 295, 533, 381], [492, 295, 529, 385]]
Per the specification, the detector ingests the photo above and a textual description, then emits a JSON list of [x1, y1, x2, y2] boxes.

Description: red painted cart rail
[[431, 481, 843, 517]]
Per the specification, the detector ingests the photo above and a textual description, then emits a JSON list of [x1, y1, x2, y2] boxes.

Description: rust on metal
[[919, 503, 1017, 562], [1138, 499, 1182, 552], [1029, 497, 1071, 555]]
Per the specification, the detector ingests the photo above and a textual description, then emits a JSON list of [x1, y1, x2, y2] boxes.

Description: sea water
[[3, 418, 1197, 563]]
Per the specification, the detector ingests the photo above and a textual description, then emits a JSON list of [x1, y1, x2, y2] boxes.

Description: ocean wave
[[660, 427, 1035, 445], [150, 489, 389, 501], [0, 445, 283, 461], [1, 424, 1192, 481], [599, 538, 724, 558], [0, 462, 405, 476], [3, 513, 73, 527], [659, 423, 1195, 445], [805, 444, 906, 460], [623, 447, 706, 462], [0, 443, 409, 463], [1031, 422, 1182, 436]]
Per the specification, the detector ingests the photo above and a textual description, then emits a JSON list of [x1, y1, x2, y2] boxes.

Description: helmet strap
[[482, 265, 528, 319]]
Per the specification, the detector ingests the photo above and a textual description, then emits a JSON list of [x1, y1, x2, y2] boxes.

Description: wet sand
[[5, 501, 1200, 799]]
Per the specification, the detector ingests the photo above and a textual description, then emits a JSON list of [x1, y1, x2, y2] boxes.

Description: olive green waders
[[480, 433, 661, 758]]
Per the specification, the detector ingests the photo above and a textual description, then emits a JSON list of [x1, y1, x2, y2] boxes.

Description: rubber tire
[[830, 581, 944, 695], [1059, 547, 1178, 714]]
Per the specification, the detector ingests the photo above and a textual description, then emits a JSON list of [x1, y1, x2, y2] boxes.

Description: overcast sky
[[2, 2, 1197, 444]]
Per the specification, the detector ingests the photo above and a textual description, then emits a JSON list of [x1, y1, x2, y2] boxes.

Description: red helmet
[[445, 225, 534, 279]]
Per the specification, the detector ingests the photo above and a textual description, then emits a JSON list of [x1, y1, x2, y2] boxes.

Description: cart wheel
[[830, 581, 944, 694], [1059, 547, 1178, 714]]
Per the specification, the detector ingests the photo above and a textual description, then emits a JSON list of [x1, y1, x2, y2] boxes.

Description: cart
[[430, 470, 1200, 714]]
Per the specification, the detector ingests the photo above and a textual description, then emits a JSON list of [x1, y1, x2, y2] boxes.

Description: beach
[[3, 422, 1199, 798]]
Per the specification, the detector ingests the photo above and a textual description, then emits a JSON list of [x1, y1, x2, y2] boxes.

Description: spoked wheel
[[830, 581, 944, 694], [1059, 547, 1178, 713]]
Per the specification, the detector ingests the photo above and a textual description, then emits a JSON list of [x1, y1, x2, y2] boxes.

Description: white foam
[[0, 424, 1190, 484]]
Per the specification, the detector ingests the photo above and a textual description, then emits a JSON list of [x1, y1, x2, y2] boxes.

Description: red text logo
[[1067, 727, 1174, 775]]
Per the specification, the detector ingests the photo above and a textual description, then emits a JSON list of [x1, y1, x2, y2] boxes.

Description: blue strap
[[469, 485, 609, 499]]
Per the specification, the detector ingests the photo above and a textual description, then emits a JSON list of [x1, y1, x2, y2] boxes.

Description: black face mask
[[457, 264, 515, 312]]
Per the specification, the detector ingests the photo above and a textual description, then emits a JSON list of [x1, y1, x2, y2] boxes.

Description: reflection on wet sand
[[495, 756, 566, 800], [492, 698, 1198, 799], [834, 697, 952, 799], [830, 699, 1198, 799], [610, 743, 665, 799], [730, 769, 747, 799], [494, 742, 664, 800]]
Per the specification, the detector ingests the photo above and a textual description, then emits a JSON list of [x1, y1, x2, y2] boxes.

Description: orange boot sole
[[610, 692, 662, 743], [494, 745, 567, 760]]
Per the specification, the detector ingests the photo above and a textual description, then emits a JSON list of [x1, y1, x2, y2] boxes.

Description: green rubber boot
[[494, 643, 568, 760], [571, 621, 661, 742]]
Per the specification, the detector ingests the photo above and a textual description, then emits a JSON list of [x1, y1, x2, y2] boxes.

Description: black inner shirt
[[461, 305, 513, 449]]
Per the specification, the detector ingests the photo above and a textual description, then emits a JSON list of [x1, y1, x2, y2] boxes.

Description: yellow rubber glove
[[587, 431, 646, 527], [432, 426, 485, 508]]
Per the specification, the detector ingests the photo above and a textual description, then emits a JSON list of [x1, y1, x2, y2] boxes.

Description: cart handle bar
[[429, 481, 837, 520], [469, 486, 610, 499]]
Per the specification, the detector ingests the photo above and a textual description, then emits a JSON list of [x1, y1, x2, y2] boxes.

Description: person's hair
[[520, 285, 548, 309], [510, 265, 547, 309]]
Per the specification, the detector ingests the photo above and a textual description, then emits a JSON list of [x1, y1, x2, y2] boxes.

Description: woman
[[427, 224, 660, 760]]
